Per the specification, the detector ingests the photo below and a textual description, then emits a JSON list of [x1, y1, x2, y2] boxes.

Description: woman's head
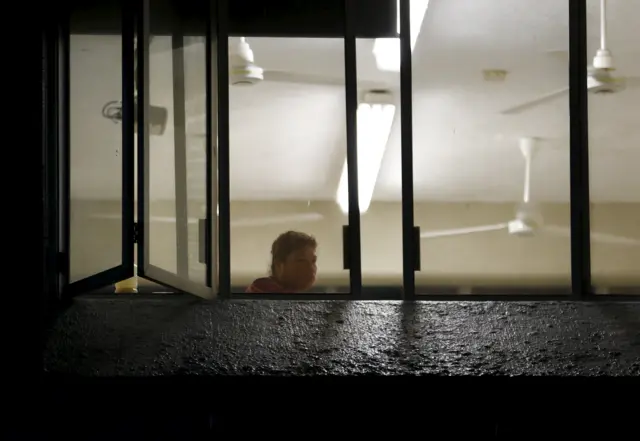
[[270, 231, 317, 291]]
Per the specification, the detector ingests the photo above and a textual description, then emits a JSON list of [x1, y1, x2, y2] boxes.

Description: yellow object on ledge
[[114, 264, 138, 293]]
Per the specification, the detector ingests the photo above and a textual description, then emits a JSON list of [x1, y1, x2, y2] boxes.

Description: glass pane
[[356, 39, 403, 294], [588, 0, 640, 295], [68, 10, 123, 283], [229, 37, 349, 294], [402, 0, 571, 295], [141, 0, 214, 297], [147, 35, 207, 285]]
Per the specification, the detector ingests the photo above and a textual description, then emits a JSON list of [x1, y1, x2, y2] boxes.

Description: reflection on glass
[[355, 39, 403, 291], [68, 15, 123, 283], [587, 0, 640, 295], [146, 27, 208, 285], [372, 0, 429, 72], [405, 0, 572, 295], [336, 91, 396, 215], [229, 37, 349, 293]]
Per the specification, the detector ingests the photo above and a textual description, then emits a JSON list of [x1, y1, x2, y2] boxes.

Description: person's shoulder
[[245, 277, 281, 293]]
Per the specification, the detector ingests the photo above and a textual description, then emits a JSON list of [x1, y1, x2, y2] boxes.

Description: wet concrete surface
[[43, 296, 640, 376]]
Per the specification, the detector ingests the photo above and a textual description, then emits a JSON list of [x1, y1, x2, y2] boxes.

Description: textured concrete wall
[[44, 297, 640, 376]]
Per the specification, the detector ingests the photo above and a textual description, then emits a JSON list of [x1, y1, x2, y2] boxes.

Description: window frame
[[43, 0, 640, 302]]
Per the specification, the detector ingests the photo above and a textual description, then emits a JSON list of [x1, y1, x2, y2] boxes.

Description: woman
[[246, 230, 317, 293]]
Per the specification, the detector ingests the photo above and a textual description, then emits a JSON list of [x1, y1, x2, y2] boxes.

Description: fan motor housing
[[587, 73, 625, 94], [230, 63, 264, 86], [508, 219, 535, 237]]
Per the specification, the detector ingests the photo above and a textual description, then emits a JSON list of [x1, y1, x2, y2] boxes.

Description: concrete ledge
[[43, 297, 640, 376]]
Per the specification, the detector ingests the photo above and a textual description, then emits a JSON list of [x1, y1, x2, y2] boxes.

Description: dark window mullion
[[399, 0, 416, 300], [205, 0, 216, 288], [216, 0, 231, 297], [343, 0, 362, 297], [136, 0, 150, 275], [121, 0, 136, 274], [568, 0, 592, 298]]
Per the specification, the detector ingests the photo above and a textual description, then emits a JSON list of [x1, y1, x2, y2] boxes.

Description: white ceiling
[[70, 0, 640, 203]]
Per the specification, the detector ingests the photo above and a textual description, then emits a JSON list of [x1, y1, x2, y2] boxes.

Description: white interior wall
[[69, 200, 640, 289]]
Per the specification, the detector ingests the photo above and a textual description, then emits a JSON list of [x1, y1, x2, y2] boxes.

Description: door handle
[[413, 226, 421, 271], [342, 225, 350, 270]]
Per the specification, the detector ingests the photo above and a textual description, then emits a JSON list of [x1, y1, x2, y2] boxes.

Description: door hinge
[[133, 222, 139, 244]]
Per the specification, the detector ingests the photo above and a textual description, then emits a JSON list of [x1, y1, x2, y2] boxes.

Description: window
[[228, 37, 350, 295], [63, 0, 135, 296], [587, 0, 640, 296], [52, 0, 639, 301], [408, 1, 572, 296]]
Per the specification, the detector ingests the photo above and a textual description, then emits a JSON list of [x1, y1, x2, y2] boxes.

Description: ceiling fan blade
[[501, 87, 570, 115], [624, 76, 640, 88], [149, 216, 198, 224], [542, 225, 640, 246], [591, 232, 640, 247], [263, 70, 385, 90], [420, 223, 509, 239], [91, 212, 323, 228], [545, 49, 569, 62], [263, 70, 344, 86], [231, 212, 324, 228], [149, 36, 202, 55], [540, 225, 570, 238], [91, 214, 199, 224]]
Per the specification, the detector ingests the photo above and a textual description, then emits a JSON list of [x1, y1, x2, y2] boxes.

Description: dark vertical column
[[343, 0, 362, 296], [205, 0, 216, 288], [46, 11, 66, 299], [216, 0, 231, 296], [43, 8, 65, 306], [137, 0, 150, 274], [399, 0, 416, 300], [59, 8, 70, 296], [171, 27, 190, 278], [121, 0, 136, 273], [568, 0, 591, 298]]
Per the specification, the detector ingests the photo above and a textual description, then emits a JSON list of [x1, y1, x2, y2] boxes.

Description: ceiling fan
[[187, 36, 390, 89], [501, 0, 640, 115], [419, 137, 640, 247], [90, 210, 325, 229], [151, 36, 390, 132]]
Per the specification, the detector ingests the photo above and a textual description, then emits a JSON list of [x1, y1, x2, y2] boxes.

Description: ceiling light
[[372, 0, 430, 72], [336, 92, 396, 215]]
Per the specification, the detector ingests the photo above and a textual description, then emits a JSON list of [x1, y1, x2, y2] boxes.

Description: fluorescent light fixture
[[336, 92, 396, 215], [372, 0, 429, 72]]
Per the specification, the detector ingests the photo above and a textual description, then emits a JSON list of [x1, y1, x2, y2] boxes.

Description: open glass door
[[136, 0, 216, 299], [62, 0, 136, 297]]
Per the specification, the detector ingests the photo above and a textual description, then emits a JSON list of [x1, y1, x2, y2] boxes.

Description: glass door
[[62, 0, 136, 297], [136, 0, 217, 298]]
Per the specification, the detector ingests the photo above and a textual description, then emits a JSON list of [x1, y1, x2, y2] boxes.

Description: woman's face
[[280, 246, 317, 291]]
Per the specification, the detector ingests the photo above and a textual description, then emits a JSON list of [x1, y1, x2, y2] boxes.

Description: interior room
[[67, 0, 639, 296]]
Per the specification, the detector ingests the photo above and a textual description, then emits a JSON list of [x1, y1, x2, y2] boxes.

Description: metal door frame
[[46, 0, 640, 302], [136, 0, 216, 299], [58, 0, 136, 299], [224, 0, 364, 299]]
